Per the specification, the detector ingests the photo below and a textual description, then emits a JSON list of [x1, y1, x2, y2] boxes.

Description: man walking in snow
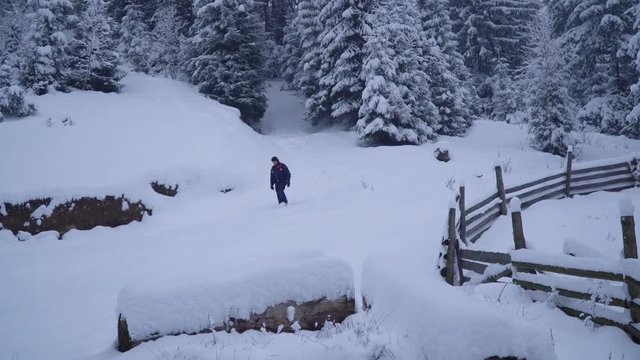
[[270, 156, 291, 205]]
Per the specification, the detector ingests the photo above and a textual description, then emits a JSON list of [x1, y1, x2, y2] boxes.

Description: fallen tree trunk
[[117, 296, 356, 352]]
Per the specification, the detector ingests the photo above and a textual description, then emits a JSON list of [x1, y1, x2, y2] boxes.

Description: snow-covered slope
[[0, 73, 267, 200], [1, 75, 639, 360]]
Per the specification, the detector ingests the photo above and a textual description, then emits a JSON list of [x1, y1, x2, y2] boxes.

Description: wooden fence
[[442, 179, 640, 343], [460, 150, 636, 245], [458, 246, 640, 343]]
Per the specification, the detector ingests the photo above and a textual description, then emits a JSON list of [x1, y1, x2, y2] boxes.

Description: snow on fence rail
[[115, 256, 356, 352], [439, 193, 640, 343], [438, 152, 639, 284], [460, 151, 638, 245]]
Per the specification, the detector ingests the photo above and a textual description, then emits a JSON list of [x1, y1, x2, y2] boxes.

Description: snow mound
[[362, 257, 557, 360], [117, 255, 354, 341]]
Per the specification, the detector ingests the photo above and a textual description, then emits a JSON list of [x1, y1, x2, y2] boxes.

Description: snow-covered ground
[[1, 75, 639, 360]]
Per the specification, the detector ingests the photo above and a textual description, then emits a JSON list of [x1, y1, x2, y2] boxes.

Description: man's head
[[271, 156, 279, 165]]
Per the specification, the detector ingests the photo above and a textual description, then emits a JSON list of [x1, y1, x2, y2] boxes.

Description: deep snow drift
[[1, 75, 640, 360]]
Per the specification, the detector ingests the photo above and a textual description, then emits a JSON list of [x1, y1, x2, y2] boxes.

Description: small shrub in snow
[[156, 348, 200, 360], [0, 85, 36, 117], [577, 96, 629, 135], [444, 176, 456, 191], [61, 116, 73, 126]]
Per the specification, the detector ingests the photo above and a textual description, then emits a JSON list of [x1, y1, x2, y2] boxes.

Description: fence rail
[[437, 153, 640, 343], [459, 152, 638, 246]]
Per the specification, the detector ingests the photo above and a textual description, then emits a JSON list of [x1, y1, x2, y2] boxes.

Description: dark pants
[[275, 184, 288, 204]]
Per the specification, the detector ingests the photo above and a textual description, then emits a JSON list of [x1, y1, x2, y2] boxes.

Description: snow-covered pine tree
[[0, 0, 29, 77], [0, 0, 35, 119], [358, 0, 437, 145], [174, 0, 195, 35], [418, 0, 469, 83], [550, 0, 637, 135], [22, 0, 74, 95], [66, 0, 122, 92], [293, 0, 324, 98], [418, 37, 472, 136], [270, 0, 294, 45], [307, 0, 373, 126], [0, 85, 36, 119], [623, 2, 640, 138], [0, 63, 36, 119], [489, 58, 526, 123], [417, 0, 473, 135], [118, 1, 152, 72], [107, 0, 127, 22], [183, 0, 268, 125], [149, 4, 182, 78], [456, 0, 539, 77], [280, 15, 302, 86], [525, 7, 576, 156]]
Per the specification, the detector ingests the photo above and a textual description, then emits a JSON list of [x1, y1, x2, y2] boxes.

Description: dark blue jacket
[[271, 163, 291, 187]]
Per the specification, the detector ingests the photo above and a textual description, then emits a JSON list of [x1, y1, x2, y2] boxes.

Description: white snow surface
[[509, 196, 522, 212], [2, 75, 640, 360], [619, 197, 635, 216], [117, 255, 354, 340]]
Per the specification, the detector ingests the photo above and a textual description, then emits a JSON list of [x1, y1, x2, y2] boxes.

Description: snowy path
[[261, 80, 312, 135], [1, 74, 640, 360]]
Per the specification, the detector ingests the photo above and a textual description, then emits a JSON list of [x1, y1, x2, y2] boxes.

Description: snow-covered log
[[116, 256, 356, 351], [0, 196, 151, 237]]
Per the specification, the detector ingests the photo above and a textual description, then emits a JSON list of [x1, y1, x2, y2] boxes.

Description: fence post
[[495, 165, 508, 215], [620, 199, 638, 259], [510, 197, 526, 250], [118, 314, 133, 352], [459, 184, 467, 245], [446, 206, 457, 285], [565, 146, 573, 198], [619, 199, 640, 323]]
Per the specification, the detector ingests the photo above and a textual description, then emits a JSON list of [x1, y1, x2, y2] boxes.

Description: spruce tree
[[184, 0, 268, 125], [623, 3, 640, 138], [294, 0, 324, 98], [0, 64, 35, 118], [489, 59, 525, 123], [457, 0, 539, 77], [549, 0, 637, 134], [280, 16, 301, 86], [66, 0, 122, 92], [118, 1, 152, 72], [525, 8, 576, 156], [308, 0, 373, 126], [0, 0, 29, 78], [22, 0, 74, 95], [418, 0, 469, 82], [174, 0, 195, 35], [107, 0, 127, 22], [149, 4, 182, 78], [0, 0, 35, 118], [358, 0, 437, 145], [417, 0, 473, 135]]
